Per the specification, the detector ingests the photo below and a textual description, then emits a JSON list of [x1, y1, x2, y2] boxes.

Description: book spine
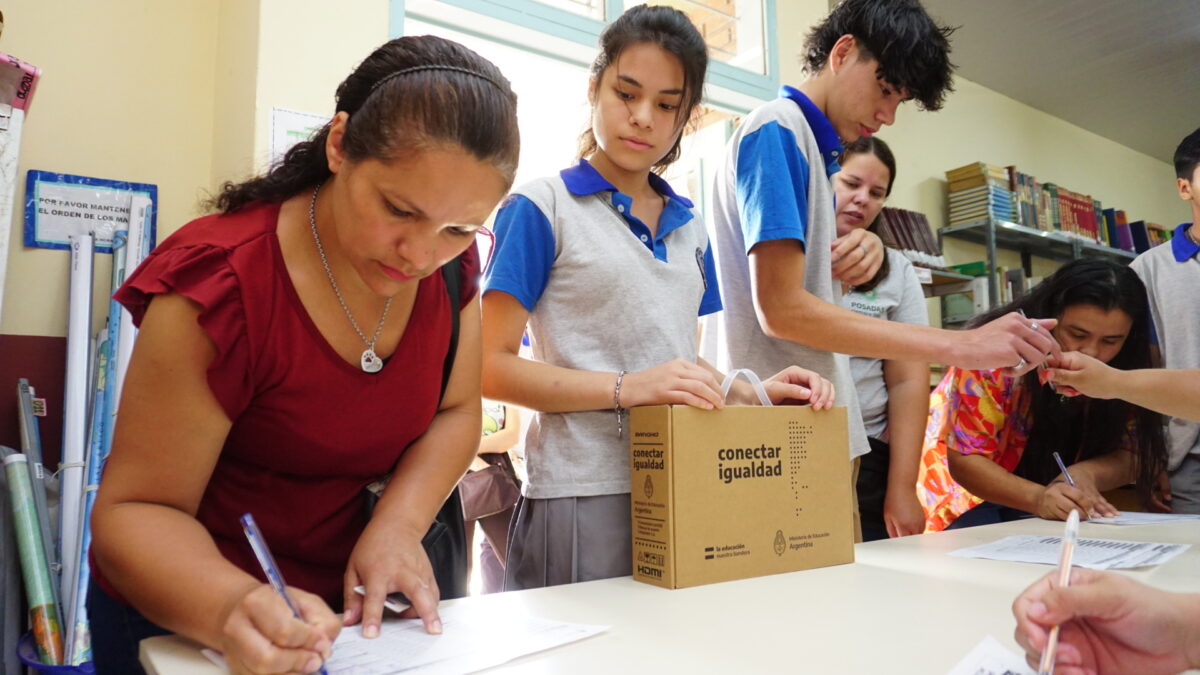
[[1115, 210, 1134, 251], [1103, 208, 1118, 248], [1046, 184, 1061, 232]]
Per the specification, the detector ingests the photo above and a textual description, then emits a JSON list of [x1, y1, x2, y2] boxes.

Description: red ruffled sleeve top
[[100, 201, 479, 604]]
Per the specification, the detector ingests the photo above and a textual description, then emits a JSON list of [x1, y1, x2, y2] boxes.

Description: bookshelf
[[938, 216, 1136, 309], [918, 267, 976, 298]]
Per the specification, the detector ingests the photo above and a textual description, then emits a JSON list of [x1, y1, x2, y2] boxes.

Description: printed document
[[205, 605, 605, 674], [1088, 512, 1200, 526], [949, 535, 1189, 570]]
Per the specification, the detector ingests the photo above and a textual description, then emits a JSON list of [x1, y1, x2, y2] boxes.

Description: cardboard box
[[630, 404, 854, 589]]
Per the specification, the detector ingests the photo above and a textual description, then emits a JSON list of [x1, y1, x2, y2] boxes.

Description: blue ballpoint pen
[[1053, 451, 1106, 519], [1052, 451, 1076, 487], [240, 513, 330, 675]]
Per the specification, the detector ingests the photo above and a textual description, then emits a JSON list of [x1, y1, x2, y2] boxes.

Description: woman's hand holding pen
[[622, 358, 726, 410], [343, 518, 442, 639], [1013, 568, 1200, 675], [219, 583, 339, 675], [1037, 480, 1118, 521], [952, 312, 1060, 375]]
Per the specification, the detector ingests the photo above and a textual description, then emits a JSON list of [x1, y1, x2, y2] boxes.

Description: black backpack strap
[[362, 254, 470, 600], [429, 254, 468, 599], [440, 255, 461, 400]]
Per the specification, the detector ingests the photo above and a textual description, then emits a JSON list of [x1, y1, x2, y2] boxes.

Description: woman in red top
[[88, 36, 519, 674]]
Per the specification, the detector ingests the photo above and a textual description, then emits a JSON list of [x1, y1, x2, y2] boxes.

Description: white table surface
[[140, 518, 1200, 674]]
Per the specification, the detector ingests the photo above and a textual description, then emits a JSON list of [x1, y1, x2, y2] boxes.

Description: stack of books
[[874, 207, 947, 268], [946, 163, 1016, 226], [946, 162, 1175, 255]]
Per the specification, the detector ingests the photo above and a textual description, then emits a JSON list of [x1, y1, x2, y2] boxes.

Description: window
[[531, 0, 606, 20], [629, 0, 766, 76], [396, 0, 772, 220], [400, 0, 777, 102], [402, 18, 591, 190]]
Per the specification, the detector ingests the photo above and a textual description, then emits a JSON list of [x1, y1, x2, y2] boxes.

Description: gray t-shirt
[[699, 90, 870, 461], [841, 249, 929, 440], [1131, 237, 1200, 469], [485, 169, 718, 499]]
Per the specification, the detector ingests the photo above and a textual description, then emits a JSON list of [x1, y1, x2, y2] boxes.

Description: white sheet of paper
[[202, 605, 605, 674], [949, 534, 1190, 570], [946, 636, 1035, 675], [327, 605, 606, 674], [1088, 512, 1200, 526]]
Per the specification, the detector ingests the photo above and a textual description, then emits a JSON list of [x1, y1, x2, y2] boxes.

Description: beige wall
[[0, 0, 391, 338], [774, 0, 826, 89], [211, 0, 262, 192], [1, 0, 220, 337], [251, 0, 390, 171]]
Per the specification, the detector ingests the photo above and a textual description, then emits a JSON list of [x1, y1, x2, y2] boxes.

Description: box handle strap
[[720, 369, 772, 407]]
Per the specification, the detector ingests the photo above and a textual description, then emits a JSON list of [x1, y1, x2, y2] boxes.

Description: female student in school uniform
[[480, 5, 833, 590], [832, 137, 929, 541], [918, 258, 1167, 531], [88, 36, 520, 674]]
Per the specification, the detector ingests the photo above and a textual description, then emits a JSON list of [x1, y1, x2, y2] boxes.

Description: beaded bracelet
[[614, 370, 628, 437]]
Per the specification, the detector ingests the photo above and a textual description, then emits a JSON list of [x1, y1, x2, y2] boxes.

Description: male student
[[701, 0, 1060, 537], [1128, 126, 1200, 514]]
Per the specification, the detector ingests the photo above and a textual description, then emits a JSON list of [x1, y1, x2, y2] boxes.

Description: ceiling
[[920, 0, 1200, 163]]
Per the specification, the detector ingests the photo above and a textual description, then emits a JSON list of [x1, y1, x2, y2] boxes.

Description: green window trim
[[390, 0, 779, 101]]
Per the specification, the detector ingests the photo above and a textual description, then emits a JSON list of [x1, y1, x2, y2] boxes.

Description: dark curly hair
[[578, 4, 708, 173], [968, 259, 1167, 511], [1174, 126, 1200, 181], [803, 0, 956, 111], [210, 35, 520, 213]]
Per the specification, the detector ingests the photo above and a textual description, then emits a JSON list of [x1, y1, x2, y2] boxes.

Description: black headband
[[367, 64, 508, 97]]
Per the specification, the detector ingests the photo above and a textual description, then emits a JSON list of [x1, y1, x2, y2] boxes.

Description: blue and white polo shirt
[[484, 158, 721, 498], [700, 85, 870, 461]]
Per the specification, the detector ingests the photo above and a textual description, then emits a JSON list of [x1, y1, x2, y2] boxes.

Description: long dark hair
[[968, 259, 1166, 508], [577, 4, 708, 173], [210, 35, 520, 213], [841, 135, 896, 292]]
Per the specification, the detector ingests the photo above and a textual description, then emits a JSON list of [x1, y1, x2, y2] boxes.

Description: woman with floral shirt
[[919, 259, 1167, 531]]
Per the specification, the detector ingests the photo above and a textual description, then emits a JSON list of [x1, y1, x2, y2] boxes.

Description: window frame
[[390, 0, 779, 103]]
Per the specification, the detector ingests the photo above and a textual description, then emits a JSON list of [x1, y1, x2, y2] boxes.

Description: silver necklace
[[308, 185, 392, 373]]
